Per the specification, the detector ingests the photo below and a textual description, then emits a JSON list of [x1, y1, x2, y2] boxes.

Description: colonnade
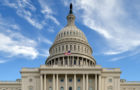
[[47, 56, 95, 66], [40, 74, 101, 90]]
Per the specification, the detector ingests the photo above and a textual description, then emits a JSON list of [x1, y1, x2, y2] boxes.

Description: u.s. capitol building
[[0, 4, 140, 90]]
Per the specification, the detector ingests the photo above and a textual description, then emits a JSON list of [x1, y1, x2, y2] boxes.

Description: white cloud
[[38, 36, 53, 45], [0, 15, 38, 59], [38, 0, 60, 25], [2, 0, 44, 29], [0, 60, 7, 64], [0, 33, 38, 59], [65, 0, 140, 56], [3, 0, 60, 30], [39, 49, 50, 57], [0, 15, 20, 31]]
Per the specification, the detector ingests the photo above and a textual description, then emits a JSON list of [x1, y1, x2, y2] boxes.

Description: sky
[[0, 0, 140, 81]]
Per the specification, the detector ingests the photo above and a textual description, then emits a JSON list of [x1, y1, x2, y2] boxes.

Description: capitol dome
[[45, 4, 96, 66]]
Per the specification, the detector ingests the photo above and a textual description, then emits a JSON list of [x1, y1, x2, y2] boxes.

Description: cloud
[[0, 15, 38, 59], [0, 15, 20, 31], [0, 60, 7, 64], [63, 0, 140, 56], [38, 36, 53, 45], [2, 0, 60, 30], [39, 49, 50, 57], [38, 0, 60, 25], [2, 0, 44, 29], [0, 32, 38, 59]]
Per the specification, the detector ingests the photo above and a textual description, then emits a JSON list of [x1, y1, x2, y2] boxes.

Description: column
[[65, 74, 67, 90], [63, 57, 65, 66], [40, 74, 43, 90], [85, 59, 87, 66], [56, 74, 58, 90], [95, 74, 97, 90], [44, 74, 46, 90], [74, 74, 76, 90], [83, 74, 85, 90], [72, 56, 74, 66], [53, 74, 55, 90], [98, 75, 101, 90], [101, 77, 104, 90], [118, 78, 120, 90], [82, 58, 84, 66], [68, 56, 69, 66], [86, 74, 88, 90], [77, 57, 79, 65]]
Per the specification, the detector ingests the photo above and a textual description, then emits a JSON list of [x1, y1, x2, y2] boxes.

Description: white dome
[[45, 5, 96, 66], [54, 25, 88, 44]]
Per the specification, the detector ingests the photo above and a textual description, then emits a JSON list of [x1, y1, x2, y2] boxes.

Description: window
[[78, 87, 80, 90], [78, 46, 80, 51], [69, 78, 72, 82], [49, 87, 52, 90], [56, 48, 57, 53], [66, 45, 68, 51], [89, 87, 92, 90], [49, 79, 52, 82], [108, 79, 112, 83], [77, 78, 80, 82], [29, 78, 32, 82], [61, 78, 64, 82], [69, 87, 72, 90], [108, 86, 113, 90], [62, 46, 64, 51], [29, 86, 33, 90], [61, 87, 64, 90], [74, 60, 76, 65], [73, 32, 75, 35], [74, 45, 76, 50], [89, 79, 92, 83], [70, 45, 72, 50], [59, 46, 60, 51]]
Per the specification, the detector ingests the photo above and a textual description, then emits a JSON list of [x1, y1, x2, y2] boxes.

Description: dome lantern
[[67, 3, 75, 26]]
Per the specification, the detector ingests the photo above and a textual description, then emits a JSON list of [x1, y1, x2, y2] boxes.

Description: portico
[[40, 65, 102, 90]]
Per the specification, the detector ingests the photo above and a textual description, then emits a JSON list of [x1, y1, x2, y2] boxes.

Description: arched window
[[69, 87, 72, 90], [61, 87, 64, 90], [78, 87, 80, 90]]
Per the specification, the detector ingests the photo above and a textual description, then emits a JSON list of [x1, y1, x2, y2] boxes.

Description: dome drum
[[46, 55, 96, 66], [49, 41, 93, 57]]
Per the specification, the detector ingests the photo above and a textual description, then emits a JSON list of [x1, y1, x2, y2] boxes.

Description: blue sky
[[0, 0, 140, 81]]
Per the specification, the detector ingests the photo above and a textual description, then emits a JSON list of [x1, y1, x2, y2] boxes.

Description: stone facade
[[0, 4, 140, 90]]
